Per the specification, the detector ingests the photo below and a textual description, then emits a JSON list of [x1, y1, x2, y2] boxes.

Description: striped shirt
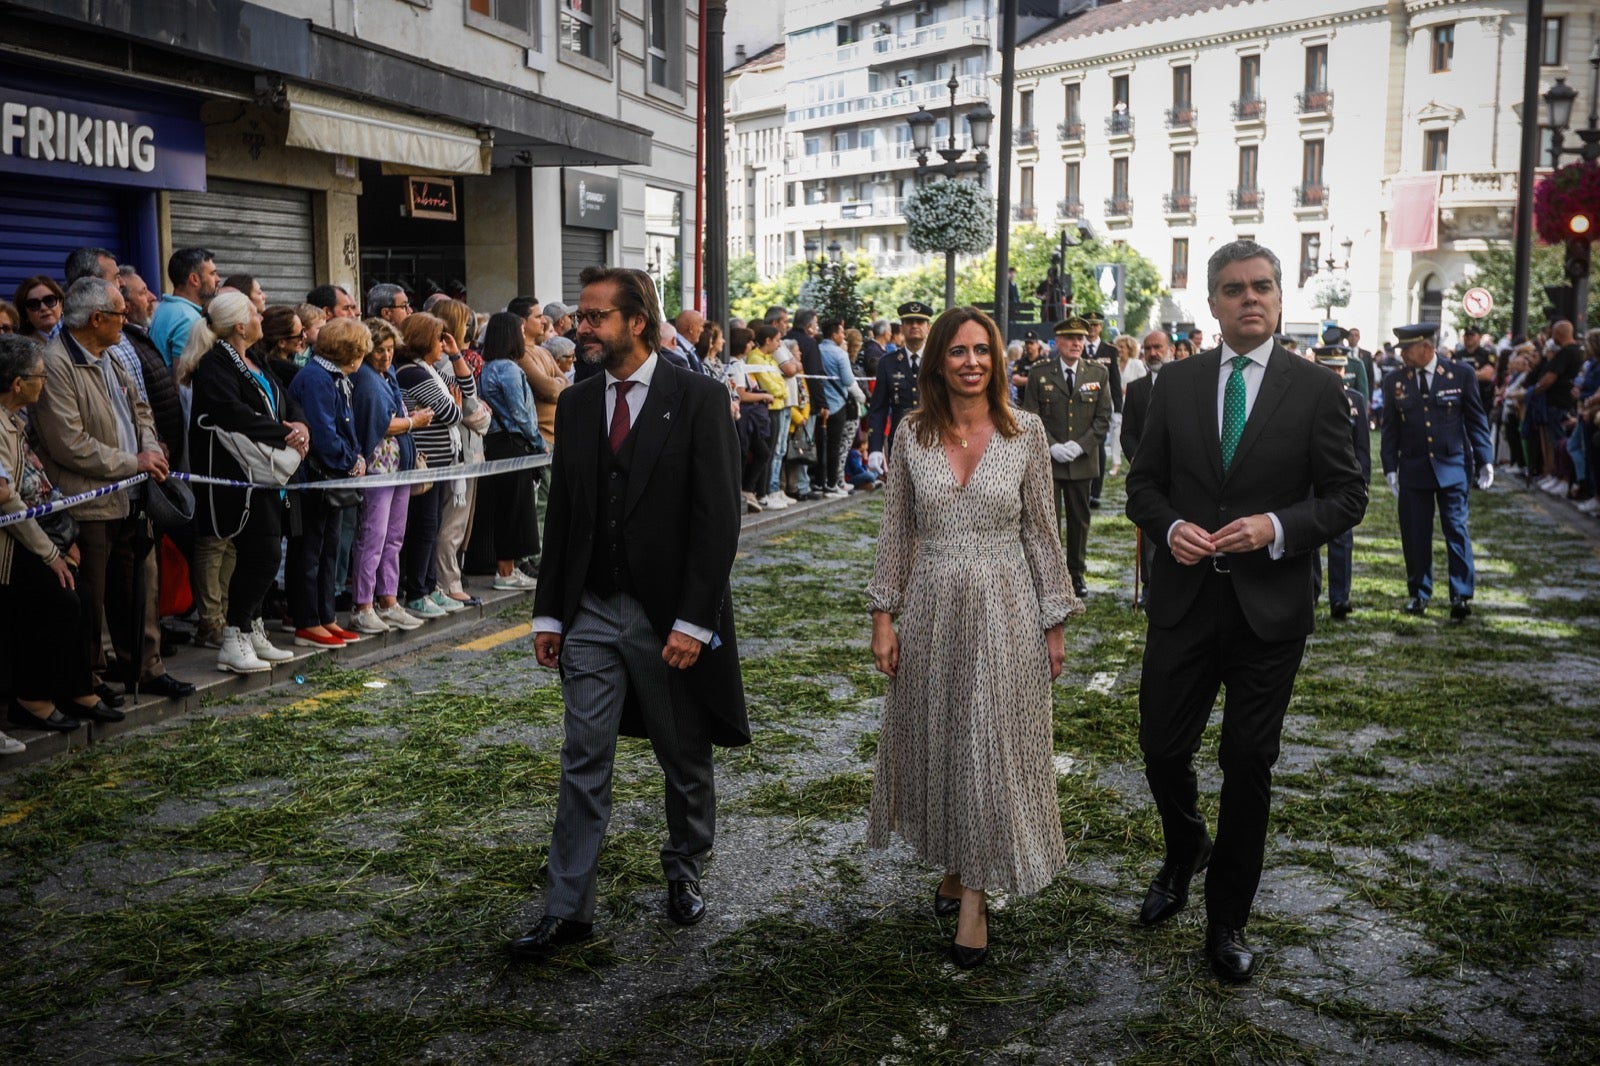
[[395, 357, 476, 467]]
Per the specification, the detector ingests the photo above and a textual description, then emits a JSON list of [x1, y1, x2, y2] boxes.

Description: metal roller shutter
[[560, 227, 609, 305], [0, 178, 124, 298], [168, 179, 316, 307]]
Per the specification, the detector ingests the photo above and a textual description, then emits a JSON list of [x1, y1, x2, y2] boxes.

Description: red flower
[[1533, 161, 1600, 244]]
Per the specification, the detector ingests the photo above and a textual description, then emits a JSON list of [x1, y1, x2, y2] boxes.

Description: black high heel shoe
[[949, 903, 989, 969], [933, 886, 961, 918]]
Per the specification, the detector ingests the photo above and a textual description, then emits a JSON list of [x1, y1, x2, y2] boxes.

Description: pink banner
[[1388, 175, 1440, 253]]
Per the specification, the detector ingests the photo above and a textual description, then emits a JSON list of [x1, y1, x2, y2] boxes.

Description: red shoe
[[329, 626, 363, 643], [293, 628, 345, 648]]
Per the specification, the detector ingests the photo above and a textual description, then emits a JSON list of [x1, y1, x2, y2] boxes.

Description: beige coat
[[522, 344, 568, 447], [33, 332, 161, 521], [0, 407, 64, 582]]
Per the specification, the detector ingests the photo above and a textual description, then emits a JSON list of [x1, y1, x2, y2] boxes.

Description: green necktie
[[1220, 354, 1251, 472]]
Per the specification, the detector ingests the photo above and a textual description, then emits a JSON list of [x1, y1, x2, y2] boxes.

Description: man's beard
[[579, 334, 631, 370]]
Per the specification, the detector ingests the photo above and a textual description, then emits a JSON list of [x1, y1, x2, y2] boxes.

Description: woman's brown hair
[[432, 298, 474, 349], [911, 306, 1018, 448], [314, 317, 372, 368], [395, 312, 445, 365], [249, 305, 302, 363]]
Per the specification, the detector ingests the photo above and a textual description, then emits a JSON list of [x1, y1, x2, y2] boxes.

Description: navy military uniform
[[1021, 317, 1112, 596], [1322, 325, 1370, 405], [1313, 346, 1372, 618], [866, 301, 933, 455], [1379, 324, 1493, 619]]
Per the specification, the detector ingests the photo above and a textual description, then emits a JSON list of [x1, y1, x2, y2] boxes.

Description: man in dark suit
[[511, 266, 748, 961], [1125, 241, 1367, 982], [1120, 329, 1174, 606], [1312, 345, 1372, 619], [860, 320, 889, 378], [1082, 311, 1123, 507], [866, 300, 934, 473], [1380, 323, 1493, 621]]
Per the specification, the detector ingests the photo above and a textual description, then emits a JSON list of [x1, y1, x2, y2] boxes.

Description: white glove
[[868, 451, 886, 475], [1049, 443, 1073, 464], [1386, 472, 1399, 498], [1062, 441, 1085, 461], [848, 382, 868, 406], [1477, 464, 1494, 490]]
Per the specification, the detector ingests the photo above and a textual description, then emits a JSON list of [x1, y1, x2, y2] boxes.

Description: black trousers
[[1138, 567, 1306, 928], [740, 406, 772, 495], [822, 409, 847, 489], [400, 484, 442, 602], [478, 432, 539, 561], [287, 493, 347, 628], [0, 548, 94, 702]]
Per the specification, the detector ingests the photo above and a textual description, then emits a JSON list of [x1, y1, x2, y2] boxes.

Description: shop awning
[[284, 85, 490, 175]]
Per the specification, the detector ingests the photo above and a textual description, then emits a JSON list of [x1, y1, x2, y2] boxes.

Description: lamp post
[[1543, 38, 1600, 165], [907, 75, 995, 307], [1306, 232, 1353, 319]]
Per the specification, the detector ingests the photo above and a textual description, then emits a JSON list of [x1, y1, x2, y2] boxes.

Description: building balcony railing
[[787, 198, 906, 227], [788, 141, 919, 177], [1015, 126, 1037, 147], [1012, 201, 1037, 221], [820, 16, 993, 70], [1228, 187, 1264, 211], [1295, 88, 1333, 114], [1058, 196, 1083, 219], [1170, 270, 1189, 290], [1105, 195, 1132, 217], [786, 74, 988, 129], [1293, 183, 1329, 208], [1105, 111, 1134, 136], [1231, 96, 1266, 122], [1058, 119, 1085, 142], [1162, 191, 1197, 215], [1164, 106, 1197, 130]]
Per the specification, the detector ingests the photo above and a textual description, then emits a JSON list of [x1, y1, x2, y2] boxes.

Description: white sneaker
[[378, 603, 425, 630], [406, 596, 447, 618], [761, 492, 791, 510], [1537, 476, 1559, 491], [249, 619, 295, 662], [431, 589, 467, 613], [217, 626, 270, 674], [0, 730, 24, 755], [1544, 480, 1569, 496], [492, 570, 537, 591], [826, 486, 853, 498], [1576, 498, 1600, 514], [350, 608, 391, 635]]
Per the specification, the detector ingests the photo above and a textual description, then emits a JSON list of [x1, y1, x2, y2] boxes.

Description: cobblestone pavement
[[2, 468, 1597, 1064]]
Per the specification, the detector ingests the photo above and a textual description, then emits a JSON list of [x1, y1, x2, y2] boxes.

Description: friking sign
[[563, 169, 618, 231], [405, 176, 458, 221], [0, 84, 205, 191]]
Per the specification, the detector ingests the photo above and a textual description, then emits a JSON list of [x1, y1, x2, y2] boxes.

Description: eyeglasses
[[573, 308, 620, 327], [23, 294, 60, 312], [97, 308, 129, 319], [18, 373, 47, 381], [286, 332, 306, 345]]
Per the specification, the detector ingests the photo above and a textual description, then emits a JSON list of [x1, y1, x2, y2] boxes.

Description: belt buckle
[[1211, 553, 1231, 574]]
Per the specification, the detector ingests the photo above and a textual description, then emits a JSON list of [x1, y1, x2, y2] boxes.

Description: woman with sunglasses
[[12, 277, 65, 340], [253, 306, 309, 393], [0, 301, 20, 335]]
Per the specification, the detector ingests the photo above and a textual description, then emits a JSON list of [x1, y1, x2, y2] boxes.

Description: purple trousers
[[351, 483, 411, 605]]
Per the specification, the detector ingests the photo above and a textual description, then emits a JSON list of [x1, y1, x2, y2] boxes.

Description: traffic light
[[1566, 235, 1592, 284], [1543, 283, 1575, 324]]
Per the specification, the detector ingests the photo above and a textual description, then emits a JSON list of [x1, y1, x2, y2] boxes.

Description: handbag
[[410, 448, 434, 496], [308, 457, 364, 510], [197, 414, 301, 486], [35, 506, 78, 554], [788, 426, 818, 464]]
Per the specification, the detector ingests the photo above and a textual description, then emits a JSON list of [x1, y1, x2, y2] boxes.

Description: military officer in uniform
[[1022, 316, 1113, 597], [1313, 345, 1372, 619], [1380, 324, 1493, 621], [1010, 329, 1045, 401], [1082, 311, 1124, 509], [866, 300, 933, 473], [1321, 325, 1370, 407]]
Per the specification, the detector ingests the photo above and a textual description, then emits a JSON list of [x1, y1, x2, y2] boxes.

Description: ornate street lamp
[[1543, 38, 1600, 164], [908, 75, 993, 177]]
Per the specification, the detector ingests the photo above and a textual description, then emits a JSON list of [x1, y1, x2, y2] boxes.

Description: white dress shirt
[[534, 352, 715, 645]]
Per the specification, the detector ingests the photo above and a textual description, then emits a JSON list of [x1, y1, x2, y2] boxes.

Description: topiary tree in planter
[[904, 178, 996, 310]]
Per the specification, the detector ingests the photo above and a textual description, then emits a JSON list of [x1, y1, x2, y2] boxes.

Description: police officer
[[866, 300, 934, 473], [1081, 311, 1123, 509], [1022, 316, 1112, 598], [1010, 330, 1044, 402], [1321, 325, 1371, 406], [1380, 324, 1494, 621], [1313, 345, 1372, 619]]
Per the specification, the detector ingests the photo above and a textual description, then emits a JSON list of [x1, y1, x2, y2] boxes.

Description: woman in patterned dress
[[868, 306, 1081, 968]]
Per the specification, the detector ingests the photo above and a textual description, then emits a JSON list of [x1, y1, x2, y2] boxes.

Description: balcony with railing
[[1228, 186, 1264, 213], [1164, 106, 1197, 130], [786, 198, 906, 228], [1295, 88, 1333, 115], [1170, 269, 1189, 290], [1105, 195, 1133, 218], [1105, 111, 1134, 137], [1015, 126, 1037, 148], [1058, 119, 1085, 143], [1231, 96, 1266, 122], [786, 74, 988, 129], [1293, 183, 1329, 208], [1058, 196, 1083, 219], [821, 16, 993, 69], [1162, 191, 1197, 216], [788, 141, 920, 178], [1012, 201, 1037, 221]]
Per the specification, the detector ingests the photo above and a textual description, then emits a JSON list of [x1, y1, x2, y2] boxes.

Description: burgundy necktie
[[609, 380, 635, 453]]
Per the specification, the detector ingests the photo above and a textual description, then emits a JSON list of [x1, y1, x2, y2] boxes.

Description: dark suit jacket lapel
[[1193, 349, 1226, 484], [625, 362, 683, 517], [1225, 345, 1293, 483], [566, 376, 603, 522]]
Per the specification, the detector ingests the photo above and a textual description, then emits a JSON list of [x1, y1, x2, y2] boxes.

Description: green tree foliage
[[972, 225, 1164, 333], [727, 254, 761, 315], [1446, 242, 1599, 338]]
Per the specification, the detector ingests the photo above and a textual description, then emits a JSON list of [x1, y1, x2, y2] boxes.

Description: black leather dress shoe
[[949, 939, 988, 969], [1205, 923, 1259, 983], [667, 879, 707, 925], [1071, 576, 1088, 598], [93, 683, 126, 709], [1330, 601, 1352, 620], [508, 915, 593, 960], [7, 701, 82, 733], [1138, 839, 1213, 926], [1449, 596, 1472, 622], [140, 674, 196, 700], [62, 700, 125, 724], [1403, 596, 1427, 616], [933, 887, 961, 918]]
